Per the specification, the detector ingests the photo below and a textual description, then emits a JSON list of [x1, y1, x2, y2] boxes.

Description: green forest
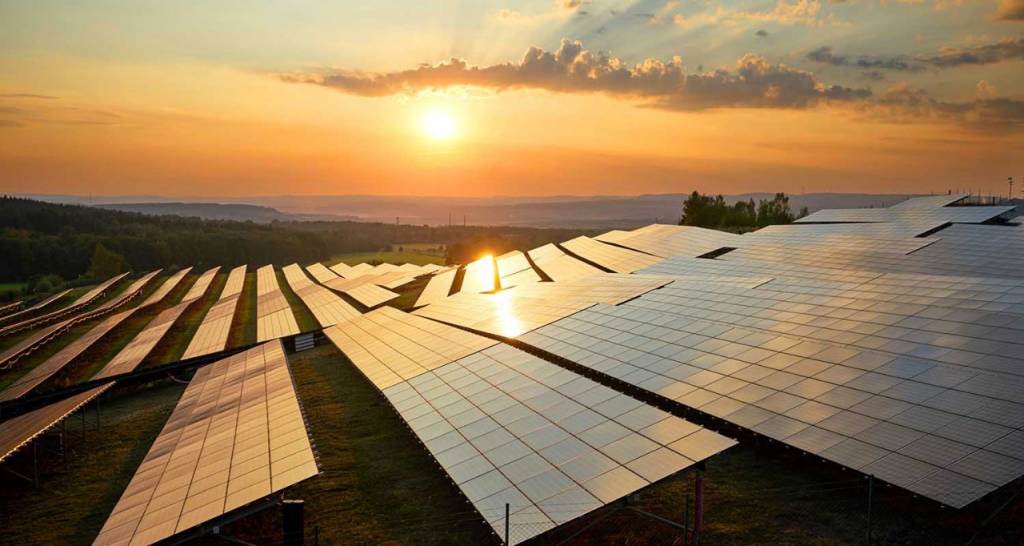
[[0, 197, 591, 294]]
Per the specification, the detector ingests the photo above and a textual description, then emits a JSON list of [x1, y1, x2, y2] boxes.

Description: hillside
[[0, 197, 591, 283]]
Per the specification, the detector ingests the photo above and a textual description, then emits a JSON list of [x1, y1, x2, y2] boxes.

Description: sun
[[421, 108, 456, 140]]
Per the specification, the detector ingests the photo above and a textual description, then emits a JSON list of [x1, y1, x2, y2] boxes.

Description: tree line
[[679, 191, 807, 229], [0, 197, 590, 287]]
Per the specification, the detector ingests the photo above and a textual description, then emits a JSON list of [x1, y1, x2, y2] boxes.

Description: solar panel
[[595, 225, 740, 259], [0, 272, 158, 370], [461, 256, 500, 294], [140, 267, 192, 307], [519, 299, 1024, 508], [305, 262, 340, 283], [0, 273, 129, 336], [797, 204, 1014, 224], [414, 274, 671, 338], [0, 271, 163, 401], [282, 264, 360, 327], [325, 307, 735, 544], [94, 341, 318, 546], [0, 301, 21, 319], [527, 244, 603, 281], [91, 267, 220, 380], [560, 236, 663, 273], [256, 265, 300, 342], [0, 289, 71, 327], [343, 283, 400, 309], [414, 267, 458, 308], [0, 384, 110, 463], [182, 265, 247, 360]]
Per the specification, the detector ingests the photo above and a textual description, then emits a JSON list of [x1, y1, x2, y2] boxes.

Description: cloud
[[670, 0, 844, 28], [756, 29, 769, 37], [807, 38, 1024, 71], [284, 39, 870, 112], [806, 46, 918, 70], [920, 37, 1024, 67], [862, 83, 1024, 129], [996, 0, 1024, 20], [0, 93, 59, 100]]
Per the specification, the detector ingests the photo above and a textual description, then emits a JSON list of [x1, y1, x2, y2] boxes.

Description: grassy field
[[0, 281, 28, 300], [275, 268, 319, 332], [328, 242, 447, 267], [227, 270, 257, 348]]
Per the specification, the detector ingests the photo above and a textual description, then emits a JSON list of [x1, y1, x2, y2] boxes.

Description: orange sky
[[1, 1, 1022, 197]]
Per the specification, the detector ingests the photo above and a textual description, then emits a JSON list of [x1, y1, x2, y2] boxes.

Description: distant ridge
[[19, 192, 933, 228]]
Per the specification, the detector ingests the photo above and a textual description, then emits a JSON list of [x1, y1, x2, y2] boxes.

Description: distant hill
[[97, 202, 357, 223], [23, 192, 931, 228]]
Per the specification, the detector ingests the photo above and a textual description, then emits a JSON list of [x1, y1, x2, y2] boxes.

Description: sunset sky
[[1, 1, 1022, 197]]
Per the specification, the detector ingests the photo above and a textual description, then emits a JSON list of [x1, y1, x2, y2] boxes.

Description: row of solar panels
[[2, 194, 1022, 544]]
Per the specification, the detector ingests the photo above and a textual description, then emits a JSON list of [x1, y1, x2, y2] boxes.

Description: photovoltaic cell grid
[[255, 265, 300, 342], [527, 244, 604, 282], [94, 341, 318, 546], [414, 274, 672, 338], [0, 271, 163, 401], [305, 263, 340, 284], [595, 224, 740, 259], [182, 265, 247, 360], [283, 264, 360, 328], [324, 306, 498, 389], [325, 308, 735, 545], [742, 224, 937, 254], [343, 282, 400, 308], [797, 203, 1014, 224], [519, 302, 1024, 508], [414, 267, 458, 308], [0, 289, 71, 327], [0, 273, 128, 336], [560, 236, 663, 273], [0, 301, 21, 319], [92, 266, 220, 381], [0, 384, 110, 462], [0, 272, 155, 370], [890, 194, 969, 209]]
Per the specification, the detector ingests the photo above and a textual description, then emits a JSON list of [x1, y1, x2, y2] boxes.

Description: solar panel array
[[527, 244, 603, 281], [0, 384, 110, 462], [0, 272, 156, 370], [0, 273, 128, 336], [92, 267, 220, 380], [560, 236, 662, 273], [94, 341, 318, 546], [414, 274, 671, 338], [325, 307, 735, 544], [182, 265, 247, 360], [305, 262, 340, 283], [282, 264, 360, 327], [256, 265, 300, 342], [414, 266, 458, 308], [343, 282, 400, 308], [595, 224, 740, 258], [797, 203, 1014, 224], [0, 289, 71, 327], [0, 271, 163, 401]]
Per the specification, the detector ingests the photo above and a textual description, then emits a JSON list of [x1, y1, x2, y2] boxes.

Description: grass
[[227, 271, 257, 348], [0, 381, 185, 545], [0, 281, 28, 300], [286, 343, 496, 545], [141, 271, 228, 367], [328, 250, 446, 267], [275, 269, 319, 333]]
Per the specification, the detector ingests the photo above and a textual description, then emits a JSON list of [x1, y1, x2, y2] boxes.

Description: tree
[[755, 193, 795, 227], [87, 243, 128, 278]]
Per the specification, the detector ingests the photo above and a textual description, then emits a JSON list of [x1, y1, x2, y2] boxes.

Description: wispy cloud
[[807, 37, 1024, 70], [995, 0, 1024, 21]]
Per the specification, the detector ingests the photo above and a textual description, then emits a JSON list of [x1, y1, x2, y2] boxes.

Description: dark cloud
[[806, 46, 917, 71], [920, 37, 1024, 67], [864, 83, 1024, 129], [808, 38, 1024, 72], [860, 71, 886, 81], [996, 0, 1024, 21], [755, 29, 769, 37], [285, 39, 870, 112]]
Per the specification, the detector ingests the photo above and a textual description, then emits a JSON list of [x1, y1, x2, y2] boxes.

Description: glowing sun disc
[[422, 109, 456, 140]]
